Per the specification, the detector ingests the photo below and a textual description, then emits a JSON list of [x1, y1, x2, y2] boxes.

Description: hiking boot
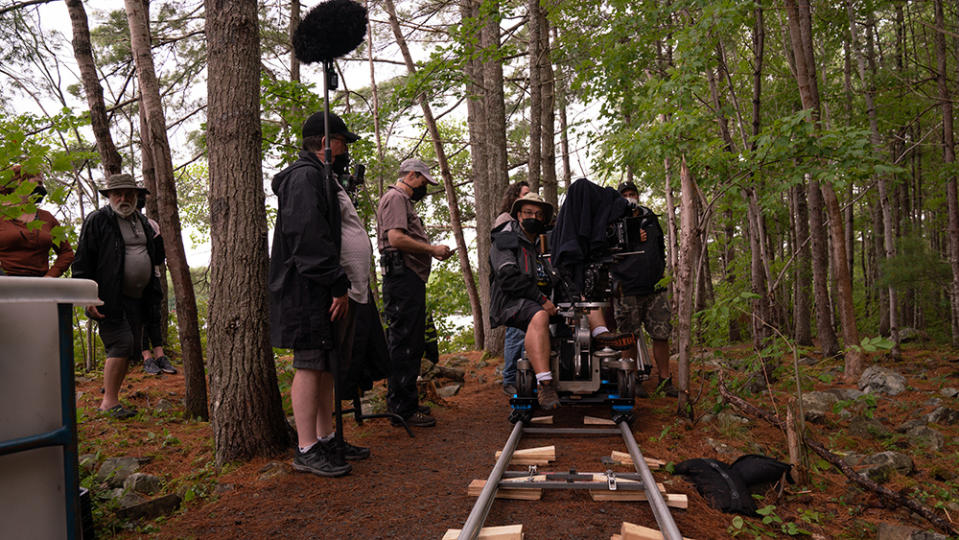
[[537, 380, 560, 410], [143, 357, 161, 375], [656, 377, 679, 398], [593, 331, 635, 351], [292, 444, 351, 477], [99, 404, 137, 420], [155, 356, 177, 374], [321, 438, 371, 461], [391, 411, 436, 428], [503, 383, 518, 396]]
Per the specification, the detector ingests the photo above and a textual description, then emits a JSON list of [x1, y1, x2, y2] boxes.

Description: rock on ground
[[858, 366, 907, 396]]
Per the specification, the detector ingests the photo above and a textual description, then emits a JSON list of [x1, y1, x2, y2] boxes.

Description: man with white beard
[[73, 174, 164, 419]]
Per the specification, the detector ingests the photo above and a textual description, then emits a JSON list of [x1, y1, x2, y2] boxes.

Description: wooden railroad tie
[[583, 415, 617, 425], [442, 524, 523, 539], [493, 445, 555, 465], [610, 450, 666, 469], [468, 474, 686, 508], [529, 415, 553, 424], [611, 521, 696, 540]]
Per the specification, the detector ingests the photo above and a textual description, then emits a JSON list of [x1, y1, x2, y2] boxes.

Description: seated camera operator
[[612, 182, 677, 397], [489, 192, 561, 410]]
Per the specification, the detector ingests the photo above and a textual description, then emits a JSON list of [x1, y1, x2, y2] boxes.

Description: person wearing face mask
[[0, 166, 74, 277], [489, 192, 563, 410], [376, 158, 453, 427], [270, 111, 374, 477], [611, 181, 677, 397], [72, 173, 163, 419]]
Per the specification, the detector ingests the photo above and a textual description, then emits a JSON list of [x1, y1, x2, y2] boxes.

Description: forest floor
[[75, 343, 959, 539]]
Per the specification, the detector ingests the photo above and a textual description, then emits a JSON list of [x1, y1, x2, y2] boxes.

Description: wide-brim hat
[[510, 192, 553, 223], [399, 158, 438, 185], [302, 111, 360, 143], [98, 173, 149, 196]]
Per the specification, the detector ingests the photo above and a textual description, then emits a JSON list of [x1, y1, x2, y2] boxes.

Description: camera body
[[336, 162, 366, 204]]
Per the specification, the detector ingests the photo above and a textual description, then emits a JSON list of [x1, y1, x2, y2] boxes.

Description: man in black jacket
[[612, 182, 677, 397], [269, 112, 372, 477], [73, 173, 163, 419], [489, 192, 561, 409]]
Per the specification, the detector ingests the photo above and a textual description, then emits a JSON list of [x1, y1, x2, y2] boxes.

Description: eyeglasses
[[519, 209, 545, 219]]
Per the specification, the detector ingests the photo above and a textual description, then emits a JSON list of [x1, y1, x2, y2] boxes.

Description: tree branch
[[0, 0, 57, 17]]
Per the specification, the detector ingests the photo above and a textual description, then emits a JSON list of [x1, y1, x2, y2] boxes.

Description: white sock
[[317, 433, 334, 443], [591, 326, 609, 337], [535, 371, 552, 383], [299, 441, 318, 453]]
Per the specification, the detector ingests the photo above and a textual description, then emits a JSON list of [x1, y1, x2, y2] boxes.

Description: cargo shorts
[[613, 290, 672, 341]]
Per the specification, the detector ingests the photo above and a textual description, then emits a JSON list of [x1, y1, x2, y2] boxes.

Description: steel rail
[[457, 420, 525, 540], [618, 422, 682, 540]]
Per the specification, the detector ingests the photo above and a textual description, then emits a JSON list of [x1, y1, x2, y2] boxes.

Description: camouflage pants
[[613, 291, 672, 341]]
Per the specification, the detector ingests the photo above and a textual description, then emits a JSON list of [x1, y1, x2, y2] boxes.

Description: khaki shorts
[[613, 291, 672, 341]]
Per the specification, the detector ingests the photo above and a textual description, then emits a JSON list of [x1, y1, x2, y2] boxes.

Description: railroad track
[[453, 412, 684, 540]]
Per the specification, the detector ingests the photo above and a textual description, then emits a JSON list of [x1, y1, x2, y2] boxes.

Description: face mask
[[625, 197, 639, 206], [333, 151, 350, 175], [110, 200, 136, 218], [30, 183, 47, 204], [521, 218, 545, 236], [409, 182, 427, 202]]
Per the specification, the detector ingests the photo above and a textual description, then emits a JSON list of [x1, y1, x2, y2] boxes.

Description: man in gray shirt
[[73, 174, 163, 419], [376, 158, 452, 427]]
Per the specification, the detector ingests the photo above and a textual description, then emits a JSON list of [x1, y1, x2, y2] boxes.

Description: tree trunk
[[138, 92, 169, 352], [848, 1, 899, 358], [539, 8, 557, 208], [554, 27, 572, 191], [792, 184, 812, 345], [461, 0, 497, 354], [675, 157, 698, 416], [124, 0, 208, 418], [785, 0, 855, 364], [289, 0, 300, 83], [205, 0, 290, 462], [483, 5, 509, 202], [66, 0, 123, 176], [934, 0, 959, 346], [384, 0, 484, 348], [526, 0, 542, 192]]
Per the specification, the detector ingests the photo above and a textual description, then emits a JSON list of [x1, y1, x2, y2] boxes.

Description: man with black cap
[[612, 182, 677, 397], [376, 158, 453, 427], [269, 111, 371, 477], [73, 173, 164, 419]]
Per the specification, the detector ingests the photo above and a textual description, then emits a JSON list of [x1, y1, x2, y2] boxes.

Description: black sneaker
[[292, 445, 351, 477], [99, 404, 137, 420], [537, 380, 560, 410], [391, 411, 436, 427], [155, 356, 177, 374], [321, 438, 371, 461], [143, 357, 161, 375]]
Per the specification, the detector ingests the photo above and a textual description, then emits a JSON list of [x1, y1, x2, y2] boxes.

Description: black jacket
[[489, 219, 550, 328], [611, 206, 666, 296], [269, 150, 350, 350], [550, 177, 629, 295], [72, 205, 162, 318]]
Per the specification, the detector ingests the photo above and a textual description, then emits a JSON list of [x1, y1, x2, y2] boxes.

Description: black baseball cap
[[301, 111, 360, 142], [617, 181, 639, 195]]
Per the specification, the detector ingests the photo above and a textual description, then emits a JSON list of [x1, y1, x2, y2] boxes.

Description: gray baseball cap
[[399, 158, 437, 185]]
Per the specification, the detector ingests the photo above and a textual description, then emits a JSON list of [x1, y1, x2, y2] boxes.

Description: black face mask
[[332, 151, 350, 175], [521, 218, 545, 236], [410, 183, 428, 202], [30, 183, 47, 204]]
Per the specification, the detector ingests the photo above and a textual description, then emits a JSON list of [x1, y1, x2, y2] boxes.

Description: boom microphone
[[293, 0, 368, 64]]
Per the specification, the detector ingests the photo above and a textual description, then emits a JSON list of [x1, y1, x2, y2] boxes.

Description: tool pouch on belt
[[380, 250, 406, 277]]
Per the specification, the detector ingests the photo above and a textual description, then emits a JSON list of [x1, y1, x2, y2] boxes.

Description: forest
[[1, 0, 958, 537]]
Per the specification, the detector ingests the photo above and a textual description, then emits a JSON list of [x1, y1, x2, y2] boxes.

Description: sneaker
[[503, 384, 518, 396], [292, 445, 351, 477], [594, 332, 636, 351], [391, 411, 436, 428], [143, 357, 161, 375], [321, 438, 370, 461], [155, 356, 177, 374], [537, 380, 560, 410], [99, 404, 137, 420], [656, 377, 680, 398]]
